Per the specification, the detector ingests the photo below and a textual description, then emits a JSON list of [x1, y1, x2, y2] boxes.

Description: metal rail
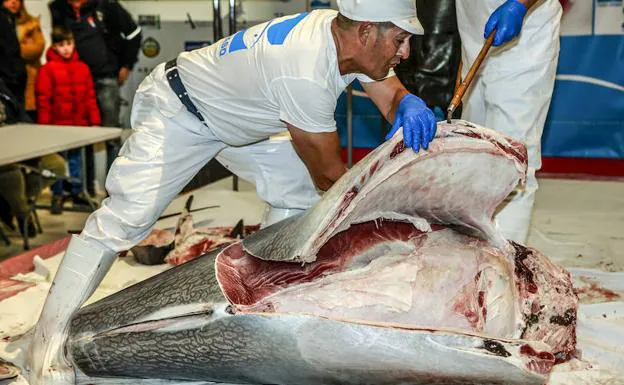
[[211, 0, 240, 190], [346, 85, 353, 168], [212, 0, 223, 42]]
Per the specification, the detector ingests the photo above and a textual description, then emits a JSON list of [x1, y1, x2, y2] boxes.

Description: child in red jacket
[[35, 25, 100, 214]]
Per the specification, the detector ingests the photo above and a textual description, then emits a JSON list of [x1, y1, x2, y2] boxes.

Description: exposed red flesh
[[135, 228, 175, 247], [165, 225, 260, 266], [216, 221, 577, 369], [511, 242, 578, 364], [217, 221, 428, 306], [520, 344, 556, 374]]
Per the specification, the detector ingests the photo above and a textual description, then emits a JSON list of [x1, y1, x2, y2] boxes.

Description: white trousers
[[461, 58, 559, 244], [82, 63, 320, 253]]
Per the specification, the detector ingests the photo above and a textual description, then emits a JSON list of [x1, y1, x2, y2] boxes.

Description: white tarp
[[2, 179, 623, 384]]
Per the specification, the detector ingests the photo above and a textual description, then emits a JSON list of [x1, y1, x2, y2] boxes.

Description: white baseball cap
[[337, 0, 424, 35]]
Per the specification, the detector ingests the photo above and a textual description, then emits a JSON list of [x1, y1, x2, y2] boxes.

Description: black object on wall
[[395, 0, 463, 119]]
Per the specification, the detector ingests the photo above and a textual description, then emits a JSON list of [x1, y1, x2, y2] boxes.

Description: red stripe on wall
[[540, 157, 624, 178]]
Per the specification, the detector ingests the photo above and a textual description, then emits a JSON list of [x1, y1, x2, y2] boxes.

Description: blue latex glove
[[484, 0, 527, 46], [385, 93, 436, 152]]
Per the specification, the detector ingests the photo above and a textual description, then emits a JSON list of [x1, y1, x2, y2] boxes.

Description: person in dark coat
[[0, 0, 27, 109], [48, 0, 141, 192], [36, 26, 101, 213]]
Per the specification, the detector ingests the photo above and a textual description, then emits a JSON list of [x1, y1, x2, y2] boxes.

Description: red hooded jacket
[[35, 47, 101, 126]]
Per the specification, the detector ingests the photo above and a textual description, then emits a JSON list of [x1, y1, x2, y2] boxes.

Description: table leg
[[0, 225, 10, 246], [81, 146, 99, 211], [21, 218, 30, 250]]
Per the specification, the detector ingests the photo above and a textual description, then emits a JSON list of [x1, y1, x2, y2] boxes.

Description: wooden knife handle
[[449, 31, 496, 111]]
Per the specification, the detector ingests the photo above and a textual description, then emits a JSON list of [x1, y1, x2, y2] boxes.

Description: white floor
[[1, 176, 623, 385], [528, 178, 624, 271]]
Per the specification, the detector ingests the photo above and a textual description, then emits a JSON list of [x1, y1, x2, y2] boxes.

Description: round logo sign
[[141, 37, 160, 58]]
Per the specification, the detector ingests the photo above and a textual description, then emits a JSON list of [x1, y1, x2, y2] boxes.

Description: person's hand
[[484, 0, 527, 46], [385, 93, 437, 152], [118, 67, 130, 85]]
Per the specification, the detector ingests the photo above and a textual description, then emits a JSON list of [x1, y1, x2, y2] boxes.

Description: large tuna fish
[[66, 121, 577, 385]]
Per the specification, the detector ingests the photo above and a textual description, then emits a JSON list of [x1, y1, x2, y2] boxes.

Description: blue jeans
[[96, 78, 122, 167], [85, 77, 122, 194], [52, 149, 82, 196]]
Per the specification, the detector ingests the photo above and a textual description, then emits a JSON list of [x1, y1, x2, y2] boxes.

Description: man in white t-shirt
[[28, 1, 437, 382]]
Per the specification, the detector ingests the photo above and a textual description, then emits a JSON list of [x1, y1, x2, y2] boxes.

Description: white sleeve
[[269, 77, 337, 133], [356, 68, 397, 83]]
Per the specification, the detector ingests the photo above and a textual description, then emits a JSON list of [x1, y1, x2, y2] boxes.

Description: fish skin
[[65, 120, 574, 385], [68, 248, 226, 339], [70, 309, 550, 385]]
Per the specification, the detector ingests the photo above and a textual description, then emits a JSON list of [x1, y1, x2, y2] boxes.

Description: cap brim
[[392, 17, 424, 35]]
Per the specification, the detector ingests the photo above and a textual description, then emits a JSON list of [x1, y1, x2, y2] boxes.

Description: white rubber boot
[[493, 184, 537, 245], [260, 206, 306, 228], [28, 235, 117, 385]]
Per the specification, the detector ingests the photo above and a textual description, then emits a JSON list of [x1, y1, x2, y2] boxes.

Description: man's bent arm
[[286, 123, 347, 192], [360, 76, 409, 125]]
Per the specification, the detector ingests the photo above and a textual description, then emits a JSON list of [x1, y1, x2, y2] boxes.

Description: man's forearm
[[314, 160, 348, 192], [300, 138, 346, 191], [286, 124, 347, 192], [386, 86, 409, 124]]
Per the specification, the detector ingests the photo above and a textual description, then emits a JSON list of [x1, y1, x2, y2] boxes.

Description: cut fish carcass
[[66, 120, 578, 385], [130, 197, 260, 266]]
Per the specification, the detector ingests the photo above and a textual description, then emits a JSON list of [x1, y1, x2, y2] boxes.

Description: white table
[[0, 124, 123, 249], [0, 124, 122, 166]]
